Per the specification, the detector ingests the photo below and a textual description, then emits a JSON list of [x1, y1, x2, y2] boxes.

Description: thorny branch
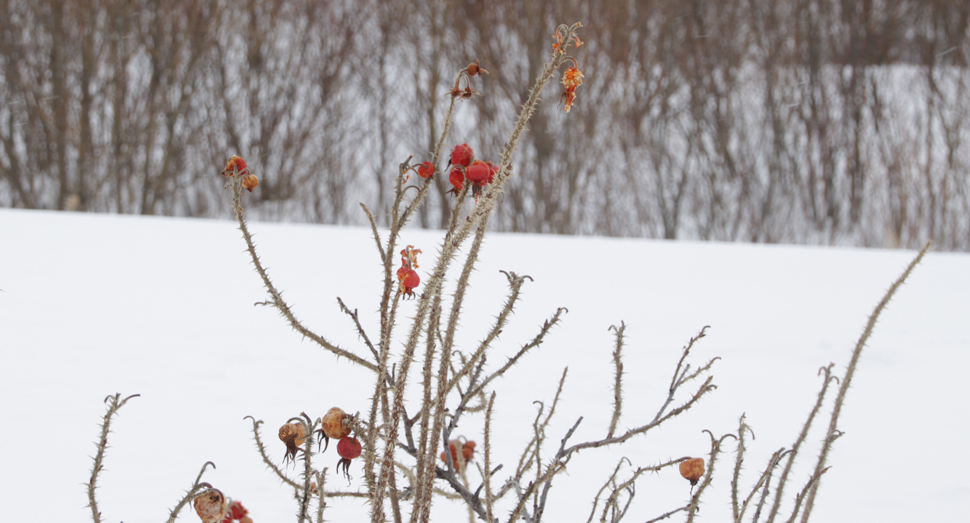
[[166, 461, 216, 523], [88, 393, 139, 523]]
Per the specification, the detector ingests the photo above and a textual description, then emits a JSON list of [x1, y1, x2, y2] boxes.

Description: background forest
[[1, 0, 968, 250]]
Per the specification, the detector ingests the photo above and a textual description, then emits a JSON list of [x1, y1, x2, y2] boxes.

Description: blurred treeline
[[1, 0, 968, 250]]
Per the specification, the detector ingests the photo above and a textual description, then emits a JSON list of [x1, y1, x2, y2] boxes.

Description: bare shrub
[[83, 22, 930, 523]]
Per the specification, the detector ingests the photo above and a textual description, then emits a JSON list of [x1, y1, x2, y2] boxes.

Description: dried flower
[[241, 174, 259, 192], [679, 457, 705, 486], [222, 156, 248, 176], [560, 65, 584, 113], [279, 422, 307, 464], [193, 488, 228, 523], [336, 436, 362, 479], [552, 22, 583, 53]]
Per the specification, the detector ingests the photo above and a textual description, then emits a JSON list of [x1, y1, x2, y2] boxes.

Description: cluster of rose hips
[[278, 407, 362, 480], [193, 488, 253, 523], [410, 144, 501, 201], [221, 155, 259, 192], [448, 143, 499, 199], [439, 438, 476, 472], [397, 245, 422, 298]]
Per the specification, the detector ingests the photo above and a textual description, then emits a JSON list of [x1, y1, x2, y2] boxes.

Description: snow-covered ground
[[1, 208, 967, 522]]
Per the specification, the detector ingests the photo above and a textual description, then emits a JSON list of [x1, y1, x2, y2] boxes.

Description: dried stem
[[765, 364, 837, 523], [230, 176, 377, 371], [798, 241, 930, 522], [687, 431, 738, 523], [484, 392, 497, 523], [607, 322, 626, 438], [243, 416, 302, 489], [88, 393, 139, 523], [166, 461, 216, 523]]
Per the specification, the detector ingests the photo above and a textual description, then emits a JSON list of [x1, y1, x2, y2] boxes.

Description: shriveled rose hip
[[194, 488, 228, 523], [321, 407, 352, 440], [279, 422, 307, 464], [679, 457, 705, 486], [241, 174, 258, 192], [317, 407, 351, 452]]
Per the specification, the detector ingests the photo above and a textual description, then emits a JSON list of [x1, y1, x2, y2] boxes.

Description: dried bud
[[241, 174, 258, 192], [193, 488, 228, 523], [240, 518, 253, 523], [679, 457, 705, 486]]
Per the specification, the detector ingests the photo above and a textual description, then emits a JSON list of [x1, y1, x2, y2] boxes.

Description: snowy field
[[1, 208, 967, 522]]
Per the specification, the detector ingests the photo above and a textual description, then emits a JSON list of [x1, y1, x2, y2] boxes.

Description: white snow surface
[[1, 208, 967, 522]]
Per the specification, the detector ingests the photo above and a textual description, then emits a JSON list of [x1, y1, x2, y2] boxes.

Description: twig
[[798, 241, 930, 523], [230, 176, 377, 371], [166, 461, 216, 523], [244, 416, 301, 489], [88, 393, 139, 523], [338, 297, 380, 363], [607, 322, 626, 438], [765, 364, 837, 523]]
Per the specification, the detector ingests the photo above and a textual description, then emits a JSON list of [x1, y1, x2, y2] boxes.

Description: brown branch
[[799, 241, 930, 522], [88, 393, 139, 523], [230, 176, 377, 371]]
